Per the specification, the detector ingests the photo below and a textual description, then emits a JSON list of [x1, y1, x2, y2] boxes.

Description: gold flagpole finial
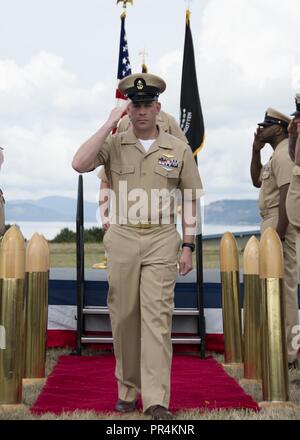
[[117, 0, 133, 18], [139, 49, 148, 73], [184, 0, 192, 23]]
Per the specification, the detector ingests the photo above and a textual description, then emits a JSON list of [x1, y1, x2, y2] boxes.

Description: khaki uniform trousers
[[103, 224, 181, 412], [261, 214, 299, 363]]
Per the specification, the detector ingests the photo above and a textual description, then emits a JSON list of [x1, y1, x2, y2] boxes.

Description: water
[[8, 220, 259, 240]]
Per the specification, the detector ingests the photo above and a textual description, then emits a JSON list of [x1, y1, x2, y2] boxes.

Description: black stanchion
[[196, 233, 206, 358], [72, 175, 85, 356]]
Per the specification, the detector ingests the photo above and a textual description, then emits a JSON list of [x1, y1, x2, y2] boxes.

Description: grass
[[49, 242, 241, 269], [0, 348, 299, 420]]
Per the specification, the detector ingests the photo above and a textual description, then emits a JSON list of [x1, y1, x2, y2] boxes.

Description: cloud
[[198, 0, 300, 115], [1, 1, 300, 205], [0, 52, 108, 200], [159, 0, 300, 203]]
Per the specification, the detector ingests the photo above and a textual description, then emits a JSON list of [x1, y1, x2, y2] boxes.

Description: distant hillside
[[205, 199, 260, 225], [6, 196, 98, 222], [5, 196, 260, 225]]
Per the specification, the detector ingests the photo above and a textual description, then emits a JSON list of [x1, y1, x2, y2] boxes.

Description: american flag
[[115, 15, 132, 103]]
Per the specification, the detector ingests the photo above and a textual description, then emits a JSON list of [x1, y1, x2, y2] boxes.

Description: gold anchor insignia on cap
[[136, 79, 144, 90]]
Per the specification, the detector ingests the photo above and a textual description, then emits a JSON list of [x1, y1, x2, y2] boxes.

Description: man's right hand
[[106, 101, 131, 129], [288, 117, 300, 138], [253, 128, 265, 152], [103, 222, 110, 232], [0, 148, 4, 170]]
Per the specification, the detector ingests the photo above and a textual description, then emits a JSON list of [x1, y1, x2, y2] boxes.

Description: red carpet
[[31, 355, 259, 415]]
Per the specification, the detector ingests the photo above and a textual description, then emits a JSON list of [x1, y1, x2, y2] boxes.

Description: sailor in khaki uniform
[[72, 73, 202, 419], [0, 189, 5, 237], [97, 110, 188, 230], [286, 96, 300, 367], [251, 108, 299, 367], [0, 147, 5, 237]]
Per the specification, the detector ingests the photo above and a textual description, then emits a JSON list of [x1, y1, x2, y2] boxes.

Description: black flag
[[180, 9, 206, 358], [180, 10, 205, 156]]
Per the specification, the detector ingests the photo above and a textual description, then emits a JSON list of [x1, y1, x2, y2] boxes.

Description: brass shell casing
[[24, 272, 49, 378], [221, 271, 243, 364], [259, 228, 288, 402], [243, 274, 262, 380], [0, 279, 26, 404], [261, 278, 289, 402]]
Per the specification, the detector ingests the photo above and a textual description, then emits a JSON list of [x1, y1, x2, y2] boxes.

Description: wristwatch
[[182, 242, 195, 252]]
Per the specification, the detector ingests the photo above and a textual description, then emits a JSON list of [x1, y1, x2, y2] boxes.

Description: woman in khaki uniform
[[250, 108, 299, 368], [73, 73, 202, 419]]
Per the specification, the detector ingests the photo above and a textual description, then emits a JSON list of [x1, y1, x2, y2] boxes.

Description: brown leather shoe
[[115, 399, 137, 413], [145, 405, 174, 420]]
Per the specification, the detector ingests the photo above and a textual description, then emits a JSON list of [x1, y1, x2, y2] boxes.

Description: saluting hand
[[0, 148, 4, 170], [288, 118, 300, 139], [179, 248, 193, 276], [295, 126, 300, 167], [106, 100, 130, 129], [103, 222, 110, 232], [253, 128, 265, 152]]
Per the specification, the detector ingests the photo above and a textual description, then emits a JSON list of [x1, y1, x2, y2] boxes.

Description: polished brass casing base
[[239, 378, 262, 386], [0, 404, 26, 412], [22, 378, 46, 387], [222, 362, 243, 371], [24, 272, 48, 379], [259, 401, 297, 410]]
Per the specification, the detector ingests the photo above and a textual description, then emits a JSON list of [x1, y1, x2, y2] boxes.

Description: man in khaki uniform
[[98, 111, 188, 230], [73, 73, 202, 419], [286, 95, 300, 368], [0, 147, 5, 237], [251, 108, 299, 368], [286, 94, 300, 267]]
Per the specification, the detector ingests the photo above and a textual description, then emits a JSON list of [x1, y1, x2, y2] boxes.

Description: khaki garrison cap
[[118, 73, 166, 102], [291, 94, 300, 117], [258, 108, 291, 128]]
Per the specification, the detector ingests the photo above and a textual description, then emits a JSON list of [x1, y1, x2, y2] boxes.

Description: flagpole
[[181, 2, 206, 358], [189, 3, 206, 359]]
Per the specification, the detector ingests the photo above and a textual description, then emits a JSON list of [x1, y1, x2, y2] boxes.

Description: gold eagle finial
[[117, 0, 133, 18]]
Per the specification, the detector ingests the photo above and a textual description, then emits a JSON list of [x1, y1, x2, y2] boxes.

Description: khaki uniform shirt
[[97, 111, 187, 182], [259, 139, 294, 215], [286, 165, 300, 229], [94, 127, 202, 224], [0, 189, 5, 236]]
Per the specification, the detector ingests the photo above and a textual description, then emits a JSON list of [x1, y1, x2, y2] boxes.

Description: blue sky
[[0, 0, 299, 205]]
